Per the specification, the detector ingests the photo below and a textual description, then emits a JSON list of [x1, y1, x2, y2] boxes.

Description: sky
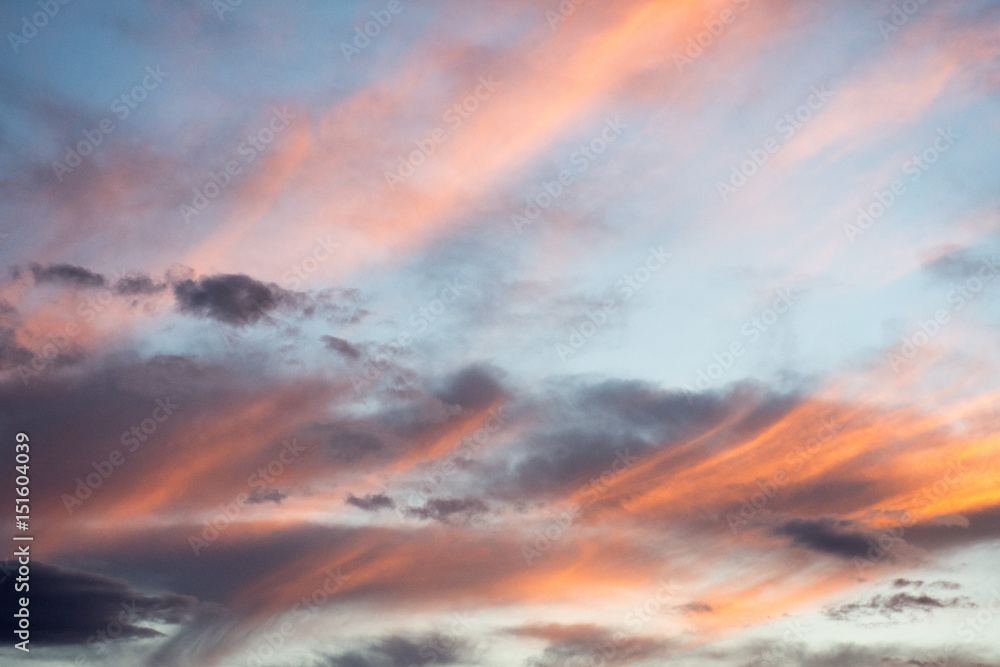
[[0, 0, 999, 665]]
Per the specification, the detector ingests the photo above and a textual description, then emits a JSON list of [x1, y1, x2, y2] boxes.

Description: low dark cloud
[[717, 640, 995, 667], [322, 335, 362, 359], [115, 273, 168, 295], [247, 488, 288, 504], [313, 287, 370, 325], [900, 505, 1000, 552], [0, 326, 34, 370], [509, 623, 673, 667], [676, 601, 714, 614], [323, 632, 472, 666], [404, 497, 488, 523], [922, 245, 1000, 281], [0, 561, 197, 646], [499, 430, 650, 498], [773, 517, 875, 560], [173, 273, 294, 325], [347, 493, 396, 511], [30, 263, 106, 287], [825, 591, 971, 622], [324, 425, 389, 464], [436, 364, 505, 411]]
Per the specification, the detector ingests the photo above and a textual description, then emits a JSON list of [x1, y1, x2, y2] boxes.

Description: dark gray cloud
[[247, 488, 288, 504], [0, 325, 33, 369], [404, 497, 488, 523], [509, 623, 673, 667], [922, 245, 1000, 280], [115, 273, 168, 295], [30, 263, 107, 287], [497, 429, 651, 498], [773, 517, 875, 560], [720, 641, 995, 667], [825, 591, 971, 622], [900, 505, 1000, 552], [483, 380, 801, 504], [324, 425, 390, 464], [322, 632, 472, 666], [322, 335, 362, 359], [572, 379, 733, 437], [346, 493, 396, 511], [436, 364, 506, 411], [676, 601, 714, 614], [313, 287, 370, 325], [0, 561, 197, 646], [173, 273, 294, 325]]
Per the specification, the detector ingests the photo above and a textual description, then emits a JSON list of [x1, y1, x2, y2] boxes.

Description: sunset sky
[[1, 0, 1000, 665]]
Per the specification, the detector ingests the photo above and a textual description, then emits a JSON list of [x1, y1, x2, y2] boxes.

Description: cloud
[[0, 561, 198, 646], [114, 273, 168, 295], [403, 497, 488, 523], [825, 591, 971, 622], [509, 622, 673, 667], [436, 364, 506, 411], [892, 578, 924, 588], [676, 601, 714, 614], [495, 429, 651, 499], [0, 326, 33, 370], [173, 273, 296, 325], [714, 640, 996, 667], [773, 517, 876, 560], [322, 632, 472, 666], [29, 263, 106, 287], [322, 335, 362, 359], [247, 488, 288, 504], [922, 245, 1000, 281], [346, 493, 396, 511]]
